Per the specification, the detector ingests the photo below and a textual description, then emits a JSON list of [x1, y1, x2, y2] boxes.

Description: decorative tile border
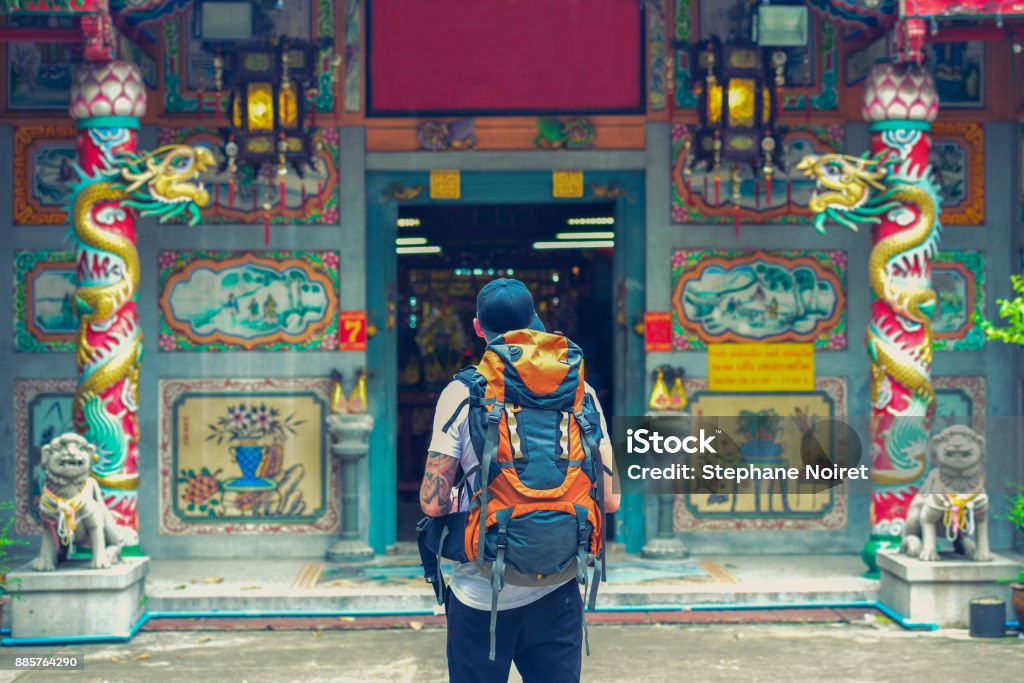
[[344, 0, 362, 113], [672, 125, 844, 225], [13, 250, 78, 353], [672, 0, 697, 108], [158, 377, 339, 535], [14, 379, 76, 536], [932, 250, 985, 351], [12, 126, 76, 225], [158, 250, 340, 352], [647, 0, 666, 111], [931, 122, 984, 225], [671, 249, 847, 350], [674, 376, 849, 532]]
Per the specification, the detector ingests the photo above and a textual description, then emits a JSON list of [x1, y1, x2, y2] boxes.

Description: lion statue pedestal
[[877, 549, 1020, 628], [878, 426, 1019, 627], [7, 434, 149, 640]]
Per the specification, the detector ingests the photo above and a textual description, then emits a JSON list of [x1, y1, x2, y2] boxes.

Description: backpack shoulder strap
[[575, 407, 605, 611], [440, 369, 478, 434]]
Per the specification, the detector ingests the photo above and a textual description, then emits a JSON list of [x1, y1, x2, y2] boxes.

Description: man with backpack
[[418, 278, 620, 683]]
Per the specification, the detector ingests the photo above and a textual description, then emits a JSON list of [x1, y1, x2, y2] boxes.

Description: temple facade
[[0, 0, 1021, 572]]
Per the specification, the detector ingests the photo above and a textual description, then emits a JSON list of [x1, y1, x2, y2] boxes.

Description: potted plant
[[0, 500, 27, 632], [999, 487, 1024, 631]]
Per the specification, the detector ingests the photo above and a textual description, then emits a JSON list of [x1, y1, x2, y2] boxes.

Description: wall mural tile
[[647, 0, 666, 111], [671, 249, 847, 350], [934, 376, 986, 434], [930, 122, 984, 225], [157, 128, 340, 225], [344, 0, 362, 113], [4, 16, 76, 111], [672, 0, 697, 108], [674, 377, 849, 532], [158, 250, 340, 352], [13, 379, 76, 536], [158, 377, 339, 535], [160, 0, 336, 116], [13, 125, 76, 225], [13, 249, 78, 353], [671, 125, 844, 225], [932, 250, 985, 351], [925, 41, 984, 109]]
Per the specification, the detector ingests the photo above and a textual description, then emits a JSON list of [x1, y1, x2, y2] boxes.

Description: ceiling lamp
[[682, 36, 786, 207]]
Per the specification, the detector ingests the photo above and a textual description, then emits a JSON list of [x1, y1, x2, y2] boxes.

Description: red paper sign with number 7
[[338, 311, 368, 350]]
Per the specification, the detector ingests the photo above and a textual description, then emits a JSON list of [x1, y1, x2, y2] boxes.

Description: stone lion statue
[[900, 424, 990, 563], [30, 433, 124, 571]]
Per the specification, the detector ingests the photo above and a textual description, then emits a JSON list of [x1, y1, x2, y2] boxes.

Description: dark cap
[[476, 278, 545, 337]]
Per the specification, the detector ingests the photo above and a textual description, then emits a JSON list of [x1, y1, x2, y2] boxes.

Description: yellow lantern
[[688, 37, 783, 188], [219, 38, 319, 177]]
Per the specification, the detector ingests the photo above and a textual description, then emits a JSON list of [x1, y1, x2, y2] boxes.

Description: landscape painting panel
[[14, 250, 78, 352], [932, 251, 984, 351], [158, 251, 340, 351], [671, 250, 846, 350], [14, 379, 76, 535]]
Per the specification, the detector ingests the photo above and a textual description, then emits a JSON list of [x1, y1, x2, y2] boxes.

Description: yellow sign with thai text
[[708, 343, 814, 392]]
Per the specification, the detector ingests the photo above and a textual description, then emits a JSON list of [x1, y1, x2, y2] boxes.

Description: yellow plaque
[[552, 170, 584, 198], [708, 343, 814, 392], [430, 169, 461, 199]]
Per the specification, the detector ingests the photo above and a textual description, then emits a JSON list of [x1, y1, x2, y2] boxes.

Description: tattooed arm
[[420, 451, 459, 517]]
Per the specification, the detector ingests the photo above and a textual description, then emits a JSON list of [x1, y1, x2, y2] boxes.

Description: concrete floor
[[1, 622, 1022, 683]]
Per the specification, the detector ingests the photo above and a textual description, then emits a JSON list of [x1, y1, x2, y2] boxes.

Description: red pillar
[[859, 62, 940, 575], [67, 61, 147, 543]]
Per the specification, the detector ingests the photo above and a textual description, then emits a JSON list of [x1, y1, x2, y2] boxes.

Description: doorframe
[[365, 170, 646, 553]]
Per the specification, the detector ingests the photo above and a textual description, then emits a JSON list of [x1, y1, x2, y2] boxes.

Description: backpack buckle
[[574, 410, 593, 435]]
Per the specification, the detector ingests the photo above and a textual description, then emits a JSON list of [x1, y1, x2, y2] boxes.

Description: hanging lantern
[[685, 37, 785, 203], [213, 38, 320, 181]]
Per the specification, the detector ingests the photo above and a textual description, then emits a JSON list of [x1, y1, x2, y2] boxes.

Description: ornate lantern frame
[[687, 37, 786, 200], [215, 37, 320, 179]]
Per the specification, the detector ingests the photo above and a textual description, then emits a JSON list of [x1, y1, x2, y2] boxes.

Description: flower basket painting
[[159, 378, 339, 535], [206, 403, 305, 491], [675, 377, 849, 532]]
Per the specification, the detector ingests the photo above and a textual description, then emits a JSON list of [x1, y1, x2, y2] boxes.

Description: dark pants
[[445, 580, 583, 683]]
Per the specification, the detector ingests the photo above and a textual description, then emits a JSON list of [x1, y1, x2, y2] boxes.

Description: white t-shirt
[[427, 379, 610, 611]]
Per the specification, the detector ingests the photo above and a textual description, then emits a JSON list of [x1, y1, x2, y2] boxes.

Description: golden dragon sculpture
[[71, 145, 214, 495], [797, 151, 941, 487]]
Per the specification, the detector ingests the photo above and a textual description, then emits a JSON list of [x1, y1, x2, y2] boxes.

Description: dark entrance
[[394, 202, 617, 540]]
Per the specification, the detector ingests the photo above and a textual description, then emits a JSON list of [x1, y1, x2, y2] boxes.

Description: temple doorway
[[393, 202, 617, 540]]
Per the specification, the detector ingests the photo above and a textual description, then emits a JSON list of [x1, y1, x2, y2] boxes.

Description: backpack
[[417, 329, 607, 661]]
